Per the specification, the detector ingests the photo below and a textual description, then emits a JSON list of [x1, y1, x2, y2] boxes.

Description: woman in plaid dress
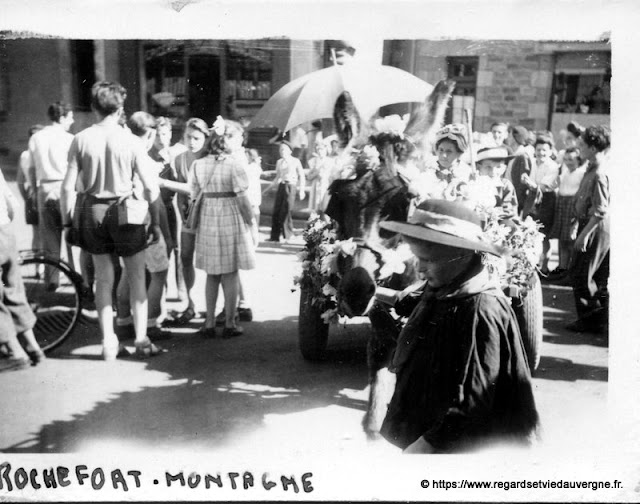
[[189, 118, 256, 338]]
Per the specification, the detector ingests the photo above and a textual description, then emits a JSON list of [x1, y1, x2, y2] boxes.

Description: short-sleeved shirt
[[173, 150, 204, 221], [530, 159, 559, 192], [68, 122, 147, 199], [557, 164, 586, 197], [274, 156, 304, 185], [28, 124, 74, 183]]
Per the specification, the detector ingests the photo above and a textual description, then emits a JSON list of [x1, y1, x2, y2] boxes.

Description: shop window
[[446, 56, 478, 124], [71, 40, 95, 111], [552, 51, 610, 114], [225, 42, 272, 102], [143, 42, 188, 122]]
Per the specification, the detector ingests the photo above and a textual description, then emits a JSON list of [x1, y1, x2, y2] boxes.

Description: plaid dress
[[190, 154, 256, 275]]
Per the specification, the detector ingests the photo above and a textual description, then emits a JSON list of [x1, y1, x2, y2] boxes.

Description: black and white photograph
[[0, 0, 639, 501]]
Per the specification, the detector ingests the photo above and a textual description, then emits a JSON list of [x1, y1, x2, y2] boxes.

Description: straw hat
[[475, 146, 514, 163], [379, 199, 501, 256]]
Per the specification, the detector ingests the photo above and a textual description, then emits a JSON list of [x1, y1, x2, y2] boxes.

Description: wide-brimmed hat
[[475, 146, 514, 163], [379, 199, 501, 256]]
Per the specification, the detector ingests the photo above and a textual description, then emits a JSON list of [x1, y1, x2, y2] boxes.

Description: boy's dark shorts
[[71, 194, 148, 257], [0, 226, 37, 344]]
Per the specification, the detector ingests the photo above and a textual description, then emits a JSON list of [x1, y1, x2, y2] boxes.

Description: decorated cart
[[295, 208, 545, 372]]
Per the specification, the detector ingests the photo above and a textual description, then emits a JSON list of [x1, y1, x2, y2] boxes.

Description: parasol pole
[[464, 108, 476, 173]]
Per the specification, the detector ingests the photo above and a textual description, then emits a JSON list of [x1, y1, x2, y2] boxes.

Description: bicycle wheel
[[19, 253, 83, 353]]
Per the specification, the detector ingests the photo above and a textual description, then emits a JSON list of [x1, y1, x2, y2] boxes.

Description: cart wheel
[[298, 284, 329, 361], [512, 274, 543, 372]]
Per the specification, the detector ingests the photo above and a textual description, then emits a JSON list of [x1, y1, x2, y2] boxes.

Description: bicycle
[[18, 250, 89, 353]]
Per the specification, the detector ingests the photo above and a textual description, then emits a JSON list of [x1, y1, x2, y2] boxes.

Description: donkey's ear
[[404, 79, 456, 149], [333, 91, 362, 147]]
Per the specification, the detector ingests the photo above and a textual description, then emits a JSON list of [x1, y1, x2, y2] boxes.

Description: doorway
[[188, 55, 221, 124]]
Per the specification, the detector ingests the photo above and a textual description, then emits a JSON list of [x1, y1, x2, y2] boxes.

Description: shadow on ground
[[4, 314, 374, 453], [533, 355, 608, 382]]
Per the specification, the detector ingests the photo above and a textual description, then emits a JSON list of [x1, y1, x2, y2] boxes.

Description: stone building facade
[[383, 39, 611, 144]]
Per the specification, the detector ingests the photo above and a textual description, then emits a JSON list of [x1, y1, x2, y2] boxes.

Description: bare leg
[[92, 253, 118, 350], [204, 274, 221, 329], [540, 237, 551, 273], [4, 333, 29, 360], [237, 271, 247, 307], [147, 269, 168, 324], [21, 329, 43, 354], [115, 258, 130, 319], [180, 231, 196, 313], [122, 251, 149, 345], [221, 271, 240, 328]]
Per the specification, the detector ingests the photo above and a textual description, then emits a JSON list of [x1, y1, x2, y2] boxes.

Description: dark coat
[[380, 265, 539, 453]]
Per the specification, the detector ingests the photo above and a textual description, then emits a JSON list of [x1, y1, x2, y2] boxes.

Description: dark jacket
[[381, 262, 539, 453]]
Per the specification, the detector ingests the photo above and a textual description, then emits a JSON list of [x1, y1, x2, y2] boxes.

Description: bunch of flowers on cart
[[478, 205, 544, 296]]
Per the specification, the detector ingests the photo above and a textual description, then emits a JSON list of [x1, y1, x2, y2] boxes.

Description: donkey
[[324, 80, 456, 438]]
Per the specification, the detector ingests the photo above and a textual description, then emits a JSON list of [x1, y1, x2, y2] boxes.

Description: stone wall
[[409, 40, 555, 134]]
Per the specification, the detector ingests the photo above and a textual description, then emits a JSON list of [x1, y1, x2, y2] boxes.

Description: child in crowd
[[521, 134, 559, 274], [469, 147, 518, 219], [216, 147, 262, 326], [306, 141, 333, 212], [548, 147, 586, 279], [419, 124, 472, 201], [489, 122, 514, 154], [264, 141, 305, 243], [158, 118, 210, 325], [115, 112, 174, 342]]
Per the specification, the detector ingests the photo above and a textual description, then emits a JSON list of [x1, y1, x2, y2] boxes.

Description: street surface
[[0, 183, 610, 460]]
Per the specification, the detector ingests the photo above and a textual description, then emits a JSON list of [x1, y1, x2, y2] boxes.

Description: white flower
[[320, 243, 336, 255], [320, 308, 339, 325], [212, 115, 226, 135], [373, 114, 407, 137], [379, 248, 407, 279], [336, 239, 357, 256], [322, 283, 338, 297], [321, 252, 339, 275]]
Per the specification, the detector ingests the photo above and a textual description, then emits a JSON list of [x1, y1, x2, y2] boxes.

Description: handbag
[[183, 164, 217, 232], [117, 196, 149, 226]]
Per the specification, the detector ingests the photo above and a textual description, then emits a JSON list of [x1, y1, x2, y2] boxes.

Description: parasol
[[249, 63, 434, 132]]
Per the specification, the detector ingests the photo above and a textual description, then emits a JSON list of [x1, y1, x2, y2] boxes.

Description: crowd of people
[[1, 78, 609, 374], [0, 80, 268, 368]]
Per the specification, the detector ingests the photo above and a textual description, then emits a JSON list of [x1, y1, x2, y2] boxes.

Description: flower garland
[[294, 213, 414, 325], [295, 208, 543, 325]]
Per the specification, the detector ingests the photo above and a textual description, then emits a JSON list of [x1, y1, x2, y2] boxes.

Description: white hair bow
[[212, 115, 226, 136]]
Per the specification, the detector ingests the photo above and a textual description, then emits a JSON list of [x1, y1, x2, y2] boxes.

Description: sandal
[[164, 307, 196, 327], [27, 348, 46, 365], [134, 341, 167, 359], [102, 344, 131, 361], [198, 326, 217, 339], [222, 326, 244, 339]]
